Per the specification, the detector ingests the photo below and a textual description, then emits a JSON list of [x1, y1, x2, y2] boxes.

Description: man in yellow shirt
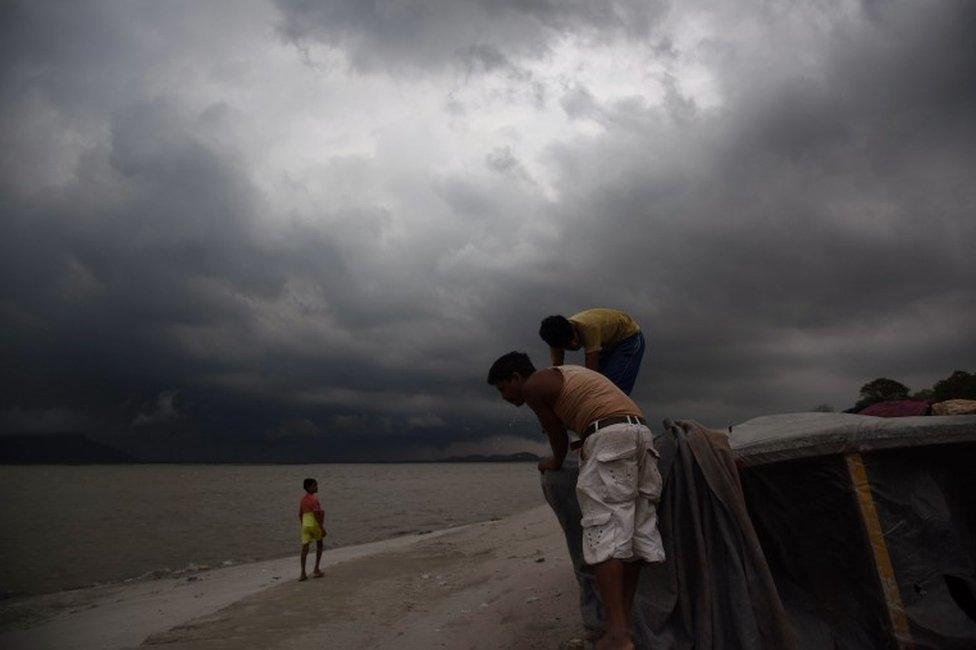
[[540, 308, 645, 395]]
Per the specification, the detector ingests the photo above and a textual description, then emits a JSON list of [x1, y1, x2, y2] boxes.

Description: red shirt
[[299, 493, 323, 518]]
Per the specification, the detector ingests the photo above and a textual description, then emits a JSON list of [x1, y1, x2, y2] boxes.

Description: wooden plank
[[846, 452, 913, 649]]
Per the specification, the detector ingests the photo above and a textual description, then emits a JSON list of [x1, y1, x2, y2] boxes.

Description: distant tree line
[[813, 370, 976, 412]]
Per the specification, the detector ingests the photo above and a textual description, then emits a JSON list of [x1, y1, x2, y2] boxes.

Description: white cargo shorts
[[576, 423, 665, 566]]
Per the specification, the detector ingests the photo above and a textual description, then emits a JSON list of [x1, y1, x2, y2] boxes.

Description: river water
[[0, 462, 544, 596]]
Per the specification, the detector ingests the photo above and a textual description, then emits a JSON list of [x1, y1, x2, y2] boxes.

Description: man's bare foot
[[312, 569, 324, 578], [595, 629, 633, 650], [299, 574, 308, 581]]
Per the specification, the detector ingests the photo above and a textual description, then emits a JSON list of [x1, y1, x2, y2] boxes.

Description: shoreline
[[0, 504, 583, 649], [0, 522, 477, 602], [0, 459, 541, 466]]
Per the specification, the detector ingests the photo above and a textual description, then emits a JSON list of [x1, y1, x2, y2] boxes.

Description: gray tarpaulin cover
[[728, 412, 976, 465], [729, 413, 976, 648], [633, 419, 798, 649]]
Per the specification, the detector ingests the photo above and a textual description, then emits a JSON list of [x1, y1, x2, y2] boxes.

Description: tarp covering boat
[[729, 412, 976, 466], [636, 419, 797, 649], [729, 413, 976, 649]]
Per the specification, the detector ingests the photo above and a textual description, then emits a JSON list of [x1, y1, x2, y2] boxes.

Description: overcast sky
[[1, 0, 974, 460]]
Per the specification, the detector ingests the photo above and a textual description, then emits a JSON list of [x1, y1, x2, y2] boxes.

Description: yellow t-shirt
[[569, 309, 640, 353]]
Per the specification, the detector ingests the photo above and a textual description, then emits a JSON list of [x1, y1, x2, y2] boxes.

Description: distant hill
[[0, 436, 540, 464], [0, 434, 135, 463], [439, 451, 541, 463]]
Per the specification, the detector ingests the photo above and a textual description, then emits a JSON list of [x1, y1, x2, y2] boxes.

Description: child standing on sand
[[298, 478, 326, 581]]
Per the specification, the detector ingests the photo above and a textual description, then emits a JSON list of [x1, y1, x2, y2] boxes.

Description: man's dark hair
[[303, 478, 317, 491], [487, 352, 536, 385], [539, 315, 574, 348]]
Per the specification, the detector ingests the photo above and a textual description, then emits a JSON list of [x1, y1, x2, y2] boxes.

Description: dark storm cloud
[[0, 2, 497, 458], [274, 0, 667, 72], [528, 1, 976, 421], [2, 1, 975, 461], [2, 95, 276, 413]]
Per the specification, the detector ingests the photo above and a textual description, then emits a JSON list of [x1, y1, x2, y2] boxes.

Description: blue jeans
[[599, 331, 645, 395]]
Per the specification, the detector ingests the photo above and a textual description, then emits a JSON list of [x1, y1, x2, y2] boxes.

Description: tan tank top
[[552, 365, 643, 434]]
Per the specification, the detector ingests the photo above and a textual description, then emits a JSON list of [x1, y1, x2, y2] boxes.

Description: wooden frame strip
[[846, 452, 913, 648]]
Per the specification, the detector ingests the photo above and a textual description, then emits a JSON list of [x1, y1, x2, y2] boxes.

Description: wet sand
[[1, 504, 585, 649]]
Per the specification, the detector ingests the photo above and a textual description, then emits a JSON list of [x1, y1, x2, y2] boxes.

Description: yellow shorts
[[301, 513, 324, 544]]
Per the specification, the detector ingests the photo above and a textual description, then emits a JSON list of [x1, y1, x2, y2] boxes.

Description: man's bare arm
[[584, 350, 600, 371], [533, 404, 568, 469], [523, 370, 568, 470], [550, 347, 565, 366]]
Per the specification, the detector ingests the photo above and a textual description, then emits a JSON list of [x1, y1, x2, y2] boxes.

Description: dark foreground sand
[[1, 504, 586, 649]]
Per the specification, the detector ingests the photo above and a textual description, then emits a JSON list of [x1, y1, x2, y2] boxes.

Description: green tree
[[812, 403, 835, 412], [932, 370, 976, 401], [911, 388, 935, 400], [856, 378, 910, 410]]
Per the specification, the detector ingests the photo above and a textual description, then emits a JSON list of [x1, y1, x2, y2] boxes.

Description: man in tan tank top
[[488, 352, 664, 650]]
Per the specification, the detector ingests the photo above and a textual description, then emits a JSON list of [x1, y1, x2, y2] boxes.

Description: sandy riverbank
[[0, 504, 585, 649]]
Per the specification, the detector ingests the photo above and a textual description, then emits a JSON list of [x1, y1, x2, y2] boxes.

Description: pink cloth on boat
[[858, 400, 931, 417]]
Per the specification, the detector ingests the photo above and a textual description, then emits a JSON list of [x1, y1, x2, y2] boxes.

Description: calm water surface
[[0, 463, 544, 596]]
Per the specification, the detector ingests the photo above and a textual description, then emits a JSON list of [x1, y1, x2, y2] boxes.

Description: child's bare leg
[[594, 559, 634, 650], [300, 542, 310, 581], [313, 540, 324, 577]]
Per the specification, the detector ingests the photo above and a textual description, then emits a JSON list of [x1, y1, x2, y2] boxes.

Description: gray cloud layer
[[2, 1, 974, 460], [275, 0, 666, 72]]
